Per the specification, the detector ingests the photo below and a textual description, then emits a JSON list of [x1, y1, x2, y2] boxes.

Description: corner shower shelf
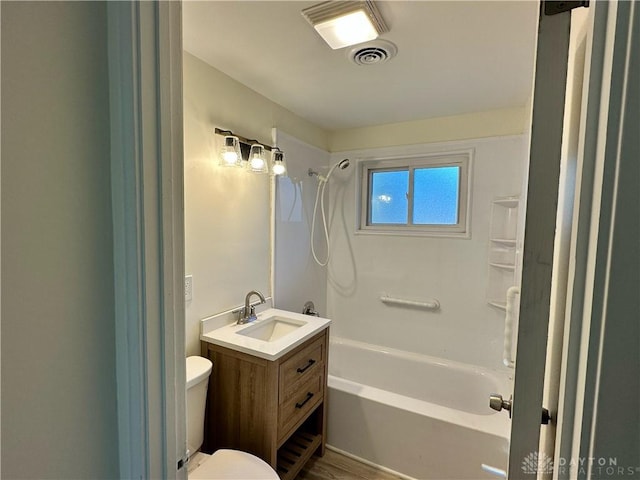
[[492, 197, 519, 208], [487, 196, 520, 309], [488, 300, 507, 311], [489, 262, 516, 271], [490, 238, 517, 247]]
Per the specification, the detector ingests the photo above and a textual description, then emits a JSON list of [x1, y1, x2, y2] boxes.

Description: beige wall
[[184, 52, 328, 151], [183, 53, 328, 355], [1, 2, 119, 478], [328, 106, 528, 152]]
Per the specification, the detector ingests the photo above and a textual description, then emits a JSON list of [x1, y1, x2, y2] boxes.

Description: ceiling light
[[302, 1, 388, 50]]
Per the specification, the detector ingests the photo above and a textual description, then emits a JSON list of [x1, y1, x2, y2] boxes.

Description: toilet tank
[[186, 356, 213, 456]]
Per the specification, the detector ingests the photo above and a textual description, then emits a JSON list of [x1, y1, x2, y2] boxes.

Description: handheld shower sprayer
[[309, 159, 351, 266], [308, 158, 350, 183]]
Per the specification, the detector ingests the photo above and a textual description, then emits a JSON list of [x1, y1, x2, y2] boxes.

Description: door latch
[[489, 393, 513, 418], [489, 393, 552, 424]]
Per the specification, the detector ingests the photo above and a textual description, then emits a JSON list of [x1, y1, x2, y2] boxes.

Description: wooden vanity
[[201, 326, 329, 480]]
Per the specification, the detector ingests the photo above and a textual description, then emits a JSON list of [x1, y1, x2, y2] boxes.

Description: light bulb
[[222, 151, 238, 165], [272, 151, 287, 176], [272, 163, 286, 175], [250, 157, 265, 170], [219, 135, 242, 167], [247, 144, 268, 173]]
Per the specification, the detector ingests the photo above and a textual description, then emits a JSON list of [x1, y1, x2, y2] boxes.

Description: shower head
[[309, 159, 351, 183], [338, 158, 350, 170], [323, 159, 351, 183]]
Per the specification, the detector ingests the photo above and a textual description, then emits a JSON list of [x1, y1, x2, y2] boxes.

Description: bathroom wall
[[326, 135, 528, 371], [1, 2, 119, 477], [183, 53, 328, 355], [273, 131, 330, 316], [328, 106, 528, 152]]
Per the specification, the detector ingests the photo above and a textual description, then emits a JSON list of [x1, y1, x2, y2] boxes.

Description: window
[[358, 152, 471, 237]]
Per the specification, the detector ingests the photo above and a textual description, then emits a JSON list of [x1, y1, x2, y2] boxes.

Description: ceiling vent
[[348, 39, 397, 66]]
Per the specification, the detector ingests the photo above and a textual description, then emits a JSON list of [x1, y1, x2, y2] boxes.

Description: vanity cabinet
[[201, 327, 329, 480]]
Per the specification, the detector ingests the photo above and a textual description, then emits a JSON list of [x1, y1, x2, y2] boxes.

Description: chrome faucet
[[302, 300, 319, 317], [237, 290, 266, 325]]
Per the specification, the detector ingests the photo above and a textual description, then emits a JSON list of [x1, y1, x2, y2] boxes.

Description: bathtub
[[326, 337, 512, 480]]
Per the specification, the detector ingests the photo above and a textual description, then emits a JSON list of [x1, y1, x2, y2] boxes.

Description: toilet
[[186, 356, 279, 479]]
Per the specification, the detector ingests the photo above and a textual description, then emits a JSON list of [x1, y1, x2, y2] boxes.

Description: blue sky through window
[[413, 166, 460, 225], [370, 170, 408, 224], [369, 166, 460, 226]]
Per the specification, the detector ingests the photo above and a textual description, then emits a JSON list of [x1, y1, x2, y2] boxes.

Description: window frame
[[357, 150, 472, 238]]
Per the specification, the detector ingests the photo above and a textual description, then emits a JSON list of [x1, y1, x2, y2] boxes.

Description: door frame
[[109, 0, 638, 478], [107, 2, 186, 478], [555, 1, 639, 477]]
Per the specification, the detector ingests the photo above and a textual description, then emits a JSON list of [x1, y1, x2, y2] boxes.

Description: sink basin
[[201, 308, 331, 360], [236, 316, 306, 342]]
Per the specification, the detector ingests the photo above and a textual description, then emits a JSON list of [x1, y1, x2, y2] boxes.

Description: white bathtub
[[327, 336, 512, 480]]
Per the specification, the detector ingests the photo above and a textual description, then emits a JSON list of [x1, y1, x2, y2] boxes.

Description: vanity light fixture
[[301, 1, 388, 50], [219, 135, 243, 167], [214, 128, 287, 176], [247, 144, 268, 174], [271, 149, 287, 176]]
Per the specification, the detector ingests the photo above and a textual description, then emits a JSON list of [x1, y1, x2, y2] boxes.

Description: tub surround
[[326, 136, 527, 371]]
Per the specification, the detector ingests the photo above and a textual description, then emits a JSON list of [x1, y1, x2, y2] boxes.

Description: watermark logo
[[521, 453, 640, 477], [522, 451, 554, 475]]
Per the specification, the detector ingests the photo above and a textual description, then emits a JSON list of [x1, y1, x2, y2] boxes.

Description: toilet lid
[[189, 449, 279, 480]]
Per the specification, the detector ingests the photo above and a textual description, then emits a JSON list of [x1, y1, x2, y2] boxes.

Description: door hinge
[[544, 1, 589, 16]]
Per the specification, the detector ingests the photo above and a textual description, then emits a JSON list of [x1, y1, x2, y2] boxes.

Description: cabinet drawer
[[279, 336, 325, 402], [278, 373, 323, 441]]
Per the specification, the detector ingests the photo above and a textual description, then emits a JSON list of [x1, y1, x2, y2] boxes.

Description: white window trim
[[356, 149, 473, 238]]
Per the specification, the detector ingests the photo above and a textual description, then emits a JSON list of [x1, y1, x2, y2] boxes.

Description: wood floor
[[297, 449, 405, 480], [188, 449, 404, 480], [187, 451, 211, 475]]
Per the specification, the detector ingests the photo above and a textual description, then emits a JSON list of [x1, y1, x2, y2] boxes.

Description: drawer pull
[[295, 392, 314, 409], [296, 359, 316, 374]]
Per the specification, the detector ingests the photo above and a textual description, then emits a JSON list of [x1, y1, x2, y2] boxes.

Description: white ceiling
[[183, 1, 538, 131]]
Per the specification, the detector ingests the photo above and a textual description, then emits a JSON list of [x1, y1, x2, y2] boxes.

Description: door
[[538, 6, 590, 479], [504, 1, 631, 479], [501, 2, 582, 478]]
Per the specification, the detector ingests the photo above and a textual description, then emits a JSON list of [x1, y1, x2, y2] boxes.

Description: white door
[[504, 1, 633, 478], [505, 5, 576, 477], [538, 6, 590, 479]]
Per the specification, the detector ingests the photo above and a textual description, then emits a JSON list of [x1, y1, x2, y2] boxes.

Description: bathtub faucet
[[238, 290, 266, 325], [302, 300, 319, 317]]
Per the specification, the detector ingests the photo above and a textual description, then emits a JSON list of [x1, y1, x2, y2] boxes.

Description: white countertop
[[200, 308, 331, 361]]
